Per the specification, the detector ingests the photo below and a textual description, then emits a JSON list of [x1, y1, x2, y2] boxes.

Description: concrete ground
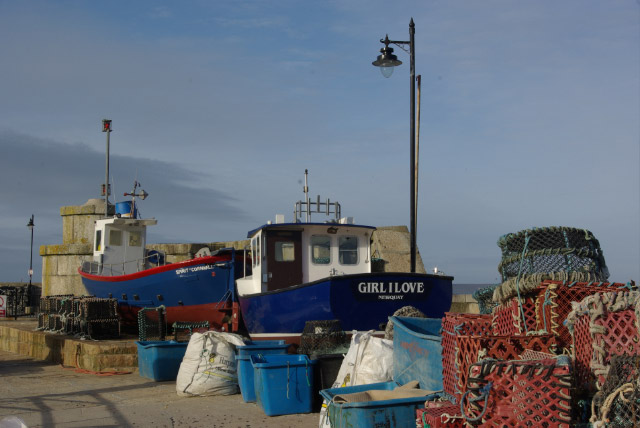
[[0, 350, 320, 428]]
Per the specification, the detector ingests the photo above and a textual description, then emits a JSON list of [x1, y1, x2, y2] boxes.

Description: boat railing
[[294, 195, 341, 223], [80, 252, 168, 276]]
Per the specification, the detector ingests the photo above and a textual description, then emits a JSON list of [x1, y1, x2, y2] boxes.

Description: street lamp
[[27, 215, 34, 309], [372, 18, 418, 273], [102, 119, 112, 218]]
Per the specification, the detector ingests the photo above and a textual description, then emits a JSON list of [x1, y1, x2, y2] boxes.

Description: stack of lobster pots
[[417, 226, 639, 427], [38, 295, 120, 339]]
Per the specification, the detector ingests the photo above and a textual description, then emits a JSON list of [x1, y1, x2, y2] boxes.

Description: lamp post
[[27, 215, 34, 309], [372, 18, 417, 273], [102, 119, 112, 218]]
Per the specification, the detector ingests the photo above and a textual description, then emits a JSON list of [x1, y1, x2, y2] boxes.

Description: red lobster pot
[[461, 357, 573, 427]]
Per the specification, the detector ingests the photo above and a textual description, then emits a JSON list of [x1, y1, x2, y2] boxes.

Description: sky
[[0, 0, 638, 285]]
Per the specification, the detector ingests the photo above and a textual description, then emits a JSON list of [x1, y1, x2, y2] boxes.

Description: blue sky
[[1, 0, 638, 285]]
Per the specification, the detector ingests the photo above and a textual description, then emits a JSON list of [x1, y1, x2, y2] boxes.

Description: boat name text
[[175, 265, 213, 275], [357, 281, 425, 294]]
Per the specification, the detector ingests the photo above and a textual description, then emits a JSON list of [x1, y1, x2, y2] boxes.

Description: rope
[[591, 382, 635, 426], [460, 382, 493, 423], [286, 361, 290, 399]]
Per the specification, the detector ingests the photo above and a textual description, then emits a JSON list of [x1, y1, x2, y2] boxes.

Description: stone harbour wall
[[0, 321, 138, 371]]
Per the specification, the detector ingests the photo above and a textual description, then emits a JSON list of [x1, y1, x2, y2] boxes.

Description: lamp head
[[372, 45, 402, 78], [27, 215, 34, 230]]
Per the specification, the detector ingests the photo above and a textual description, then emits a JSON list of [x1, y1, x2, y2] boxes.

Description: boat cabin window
[[339, 236, 358, 265], [275, 241, 295, 262], [251, 238, 256, 267], [257, 235, 261, 263], [311, 235, 331, 265], [251, 236, 261, 268], [95, 230, 102, 252], [129, 231, 142, 247], [109, 230, 122, 246]]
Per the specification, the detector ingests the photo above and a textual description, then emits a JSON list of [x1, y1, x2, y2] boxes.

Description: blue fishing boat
[[78, 182, 247, 330], [236, 173, 453, 344]]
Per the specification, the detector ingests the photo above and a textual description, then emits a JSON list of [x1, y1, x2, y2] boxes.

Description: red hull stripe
[[77, 255, 230, 283]]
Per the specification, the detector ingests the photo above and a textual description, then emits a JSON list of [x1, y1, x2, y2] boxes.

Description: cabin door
[[265, 230, 302, 291]]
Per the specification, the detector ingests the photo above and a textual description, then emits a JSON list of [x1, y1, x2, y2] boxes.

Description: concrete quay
[[0, 294, 479, 427], [0, 348, 318, 428]]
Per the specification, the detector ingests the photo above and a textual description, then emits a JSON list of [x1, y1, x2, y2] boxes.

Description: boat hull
[[238, 272, 453, 343], [79, 255, 243, 327]]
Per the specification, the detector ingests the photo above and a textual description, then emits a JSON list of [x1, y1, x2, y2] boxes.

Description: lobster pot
[[297, 319, 348, 355], [492, 226, 609, 304], [441, 313, 492, 402], [416, 400, 465, 428], [535, 280, 632, 351], [566, 291, 640, 393], [444, 333, 556, 404], [63, 316, 78, 334], [84, 318, 120, 339], [472, 285, 499, 315], [39, 295, 73, 315], [79, 298, 118, 320], [137, 306, 167, 341], [48, 314, 62, 331], [491, 295, 538, 336], [37, 313, 49, 329], [171, 321, 210, 342], [592, 355, 640, 427], [462, 357, 573, 427]]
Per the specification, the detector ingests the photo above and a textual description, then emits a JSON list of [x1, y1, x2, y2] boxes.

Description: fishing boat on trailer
[[78, 182, 247, 329], [236, 178, 453, 344]]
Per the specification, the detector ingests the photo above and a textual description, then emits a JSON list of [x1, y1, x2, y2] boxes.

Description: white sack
[[176, 331, 245, 397]]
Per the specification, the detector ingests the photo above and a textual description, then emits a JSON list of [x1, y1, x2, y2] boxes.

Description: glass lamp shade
[[379, 66, 394, 78], [372, 46, 402, 78]]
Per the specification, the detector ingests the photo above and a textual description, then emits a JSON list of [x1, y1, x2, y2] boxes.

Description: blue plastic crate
[[320, 381, 440, 428], [236, 340, 289, 403], [236, 340, 289, 356], [136, 340, 188, 381], [319, 317, 443, 427], [390, 316, 443, 391], [251, 354, 317, 416]]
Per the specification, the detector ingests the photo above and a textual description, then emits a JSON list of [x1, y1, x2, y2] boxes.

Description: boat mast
[[304, 169, 310, 223], [293, 170, 342, 223], [124, 181, 149, 219]]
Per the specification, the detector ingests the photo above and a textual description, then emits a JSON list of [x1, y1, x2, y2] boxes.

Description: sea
[[452, 283, 495, 295]]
